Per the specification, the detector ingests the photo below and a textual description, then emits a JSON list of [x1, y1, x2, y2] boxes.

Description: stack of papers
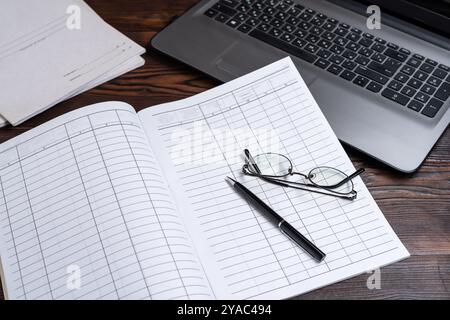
[[0, 0, 146, 127]]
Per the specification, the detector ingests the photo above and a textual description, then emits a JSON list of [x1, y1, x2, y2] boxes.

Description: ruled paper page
[[139, 57, 410, 299], [0, 102, 212, 300]]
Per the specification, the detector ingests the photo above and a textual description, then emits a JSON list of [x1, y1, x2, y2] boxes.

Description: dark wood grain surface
[[1, 0, 449, 300]]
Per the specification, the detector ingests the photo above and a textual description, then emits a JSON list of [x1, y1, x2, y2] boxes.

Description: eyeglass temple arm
[[244, 149, 262, 174], [332, 168, 365, 188]]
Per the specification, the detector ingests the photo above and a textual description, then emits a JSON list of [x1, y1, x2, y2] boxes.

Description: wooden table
[[1, 0, 449, 300]]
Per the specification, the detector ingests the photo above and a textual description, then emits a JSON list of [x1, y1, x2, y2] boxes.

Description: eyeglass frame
[[242, 149, 365, 200]]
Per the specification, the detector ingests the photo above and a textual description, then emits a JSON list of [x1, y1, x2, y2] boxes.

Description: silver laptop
[[151, 0, 450, 172]]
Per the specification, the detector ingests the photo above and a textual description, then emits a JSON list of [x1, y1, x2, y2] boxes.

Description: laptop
[[151, 0, 450, 172]]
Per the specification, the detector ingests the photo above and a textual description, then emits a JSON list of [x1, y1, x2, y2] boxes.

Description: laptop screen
[[354, 0, 450, 38]]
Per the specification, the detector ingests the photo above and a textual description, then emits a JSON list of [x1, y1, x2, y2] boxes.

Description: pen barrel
[[280, 222, 326, 262]]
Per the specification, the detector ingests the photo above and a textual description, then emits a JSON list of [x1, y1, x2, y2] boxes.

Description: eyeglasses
[[242, 149, 365, 200]]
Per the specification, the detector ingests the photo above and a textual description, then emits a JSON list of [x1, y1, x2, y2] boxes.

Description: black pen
[[226, 177, 326, 262]]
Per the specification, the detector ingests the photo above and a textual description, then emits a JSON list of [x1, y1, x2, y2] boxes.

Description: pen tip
[[226, 176, 236, 184]]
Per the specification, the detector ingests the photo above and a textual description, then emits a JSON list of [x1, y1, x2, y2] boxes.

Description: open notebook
[[0, 58, 409, 300]]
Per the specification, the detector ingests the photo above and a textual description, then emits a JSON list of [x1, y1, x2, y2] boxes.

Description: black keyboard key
[[384, 58, 402, 71], [388, 80, 403, 91], [270, 18, 283, 28], [345, 42, 360, 52], [399, 48, 411, 55], [371, 53, 386, 63], [407, 78, 423, 89], [401, 65, 415, 76], [420, 63, 434, 73], [427, 76, 442, 87], [333, 36, 348, 47], [299, 12, 313, 21], [294, 29, 307, 38], [382, 88, 410, 106], [420, 84, 436, 95], [355, 55, 370, 66], [387, 42, 399, 50], [317, 49, 332, 59], [287, 6, 302, 17], [355, 66, 389, 84], [259, 14, 271, 22], [298, 21, 312, 30], [401, 86, 416, 97], [292, 38, 307, 48], [433, 68, 448, 79], [235, 12, 249, 21], [408, 100, 424, 112], [346, 32, 360, 42], [425, 59, 438, 66], [226, 19, 240, 28], [205, 9, 218, 18], [363, 33, 374, 39], [351, 27, 362, 34], [340, 70, 356, 81], [269, 27, 283, 37], [422, 98, 443, 118], [407, 57, 422, 68], [353, 75, 369, 87], [413, 70, 428, 81], [213, 3, 237, 16], [334, 27, 348, 37], [435, 82, 450, 101], [323, 22, 336, 31], [327, 64, 343, 75], [372, 43, 386, 53], [249, 29, 317, 63], [306, 34, 320, 43], [394, 72, 409, 83], [321, 31, 336, 41], [367, 81, 383, 93], [358, 47, 373, 57], [415, 92, 430, 103], [439, 64, 450, 72], [330, 44, 344, 54], [286, 17, 300, 26], [359, 37, 373, 48], [237, 4, 250, 12], [282, 24, 295, 33], [339, 22, 350, 29], [367, 61, 396, 77], [237, 23, 252, 33], [257, 23, 271, 31], [329, 54, 345, 65], [216, 14, 230, 23], [343, 50, 357, 60], [221, 0, 238, 7], [413, 53, 424, 61], [310, 17, 325, 27], [275, 11, 288, 20], [280, 33, 295, 42], [315, 58, 331, 69], [384, 48, 407, 62], [375, 37, 386, 44], [304, 43, 319, 53], [317, 39, 332, 49], [342, 60, 357, 70]]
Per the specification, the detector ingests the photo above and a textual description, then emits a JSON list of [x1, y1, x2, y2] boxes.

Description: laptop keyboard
[[204, 0, 450, 119]]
